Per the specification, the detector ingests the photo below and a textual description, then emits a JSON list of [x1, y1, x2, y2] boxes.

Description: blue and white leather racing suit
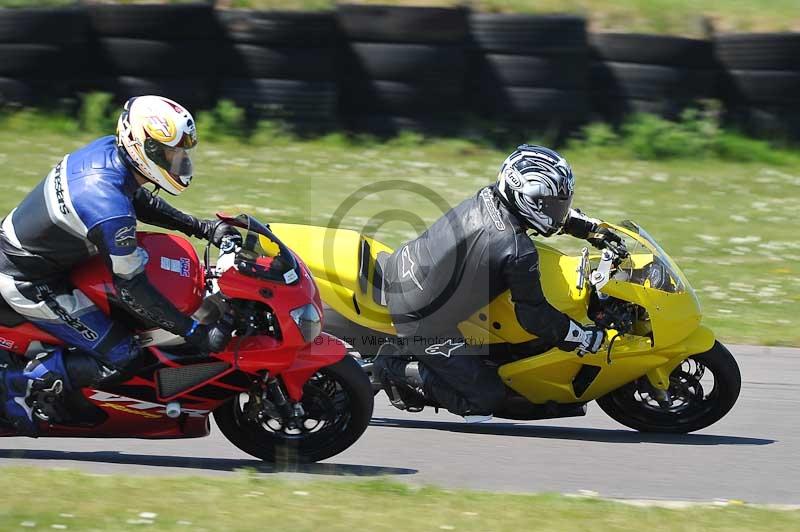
[[0, 136, 212, 434]]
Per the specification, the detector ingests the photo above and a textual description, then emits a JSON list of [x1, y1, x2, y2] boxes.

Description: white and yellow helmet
[[116, 95, 198, 196]]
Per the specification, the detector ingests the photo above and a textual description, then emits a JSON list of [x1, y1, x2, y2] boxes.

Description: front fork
[[244, 373, 306, 431]]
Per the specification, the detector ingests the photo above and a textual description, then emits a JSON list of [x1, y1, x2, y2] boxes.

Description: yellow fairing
[[270, 223, 396, 333], [272, 222, 716, 405]]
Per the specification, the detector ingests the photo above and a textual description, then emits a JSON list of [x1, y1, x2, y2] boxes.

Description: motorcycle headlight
[[289, 304, 321, 343]]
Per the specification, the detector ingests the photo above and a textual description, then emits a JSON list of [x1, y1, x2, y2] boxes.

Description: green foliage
[[78, 92, 117, 135], [0, 107, 79, 135], [0, 94, 796, 168], [570, 106, 797, 165], [196, 99, 247, 142]]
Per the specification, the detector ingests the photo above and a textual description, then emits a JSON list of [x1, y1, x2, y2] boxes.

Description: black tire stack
[[716, 33, 800, 139], [216, 9, 339, 132], [87, 3, 220, 111], [337, 4, 469, 135], [589, 33, 716, 121], [468, 14, 590, 134], [0, 7, 88, 107]]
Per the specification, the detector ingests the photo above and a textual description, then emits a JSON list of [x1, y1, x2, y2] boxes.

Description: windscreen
[[611, 221, 686, 293], [219, 213, 300, 285]]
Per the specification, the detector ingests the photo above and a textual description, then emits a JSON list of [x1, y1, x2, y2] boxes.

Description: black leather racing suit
[[381, 185, 597, 415]]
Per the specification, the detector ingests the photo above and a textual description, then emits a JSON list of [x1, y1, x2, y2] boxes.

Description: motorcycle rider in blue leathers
[[0, 96, 238, 436]]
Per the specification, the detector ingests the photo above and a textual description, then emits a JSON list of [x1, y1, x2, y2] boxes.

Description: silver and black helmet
[[496, 144, 575, 236]]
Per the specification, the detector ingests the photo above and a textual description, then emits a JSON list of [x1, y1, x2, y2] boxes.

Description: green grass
[[224, 0, 799, 35], [2, 1, 798, 35], [0, 122, 798, 346], [0, 467, 797, 531]]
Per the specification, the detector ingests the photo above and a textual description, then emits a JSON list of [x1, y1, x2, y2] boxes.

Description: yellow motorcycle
[[271, 220, 741, 433]]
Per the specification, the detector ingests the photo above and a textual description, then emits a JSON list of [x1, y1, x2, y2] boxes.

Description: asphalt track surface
[[0, 345, 797, 503]]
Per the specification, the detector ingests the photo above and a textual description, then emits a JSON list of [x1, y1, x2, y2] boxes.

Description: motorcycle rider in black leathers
[[374, 145, 621, 421], [0, 95, 239, 435]]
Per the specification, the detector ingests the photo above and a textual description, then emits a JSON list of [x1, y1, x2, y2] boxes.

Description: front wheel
[[596, 341, 741, 433], [214, 356, 374, 464]]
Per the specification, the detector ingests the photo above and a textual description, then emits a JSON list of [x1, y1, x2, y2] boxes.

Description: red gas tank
[[70, 232, 205, 317]]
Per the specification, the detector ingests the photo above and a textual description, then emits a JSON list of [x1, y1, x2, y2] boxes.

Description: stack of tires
[[216, 9, 339, 132], [87, 3, 220, 111], [716, 33, 800, 139], [589, 33, 716, 121], [469, 14, 590, 135], [0, 7, 88, 107], [337, 4, 469, 135]]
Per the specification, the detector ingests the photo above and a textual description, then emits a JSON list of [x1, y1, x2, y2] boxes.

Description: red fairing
[[280, 333, 347, 399], [218, 254, 321, 352], [71, 232, 205, 316]]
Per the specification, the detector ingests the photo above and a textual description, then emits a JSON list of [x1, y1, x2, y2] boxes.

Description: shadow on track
[[0, 449, 417, 476], [371, 418, 774, 446]]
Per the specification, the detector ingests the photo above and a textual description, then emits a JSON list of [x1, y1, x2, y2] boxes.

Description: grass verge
[[0, 467, 798, 531], [0, 101, 798, 346], [223, 0, 800, 35]]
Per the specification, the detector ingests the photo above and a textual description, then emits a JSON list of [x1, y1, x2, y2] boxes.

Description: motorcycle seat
[[357, 238, 390, 307], [0, 296, 26, 327], [372, 252, 389, 307]]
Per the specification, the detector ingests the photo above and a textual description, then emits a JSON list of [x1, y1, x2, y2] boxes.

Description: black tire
[[87, 76, 216, 110], [0, 7, 87, 44], [337, 4, 468, 44], [217, 9, 337, 45], [591, 93, 701, 121], [715, 33, 800, 70], [96, 38, 218, 77], [219, 78, 337, 119], [340, 79, 464, 113], [475, 53, 589, 89], [0, 44, 76, 77], [345, 113, 464, 136], [725, 104, 800, 139], [0, 77, 38, 105], [220, 44, 335, 80], [214, 356, 374, 464], [725, 70, 800, 105], [87, 3, 219, 40], [468, 13, 587, 53], [342, 43, 466, 83], [591, 61, 717, 100], [589, 33, 713, 67], [478, 85, 589, 120], [596, 341, 741, 434]]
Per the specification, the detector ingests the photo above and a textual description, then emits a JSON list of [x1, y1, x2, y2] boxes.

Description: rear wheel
[[596, 341, 741, 433], [214, 356, 373, 464]]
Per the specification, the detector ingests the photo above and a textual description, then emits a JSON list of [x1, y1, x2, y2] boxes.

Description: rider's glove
[[587, 227, 623, 250], [185, 317, 234, 353], [197, 220, 242, 249], [558, 321, 606, 355]]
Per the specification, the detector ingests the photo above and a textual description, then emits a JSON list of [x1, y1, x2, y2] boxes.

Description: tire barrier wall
[[217, 9, 339, 132], [337, 4, 469, 135], [0, 4, 797, 139], [469, 13, 590, 136]]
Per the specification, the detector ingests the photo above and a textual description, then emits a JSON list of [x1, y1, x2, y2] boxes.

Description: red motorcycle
[[0, 214, 374, 463]]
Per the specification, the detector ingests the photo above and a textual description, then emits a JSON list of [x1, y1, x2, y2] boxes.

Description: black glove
[[558, 322, 606, 355], [185, 318, 234, 353], [587, 227, 624, 250], [197, 220, 242, 249]]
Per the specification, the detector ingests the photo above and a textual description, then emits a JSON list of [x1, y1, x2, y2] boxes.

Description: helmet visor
[[540, 196, 572, 234], [144, 137, 195, 183], [521, 195, 572, 236]]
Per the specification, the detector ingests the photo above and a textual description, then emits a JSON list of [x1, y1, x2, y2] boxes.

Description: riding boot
[[0, 349, 70, 437], [372, 348, 426, 411]]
